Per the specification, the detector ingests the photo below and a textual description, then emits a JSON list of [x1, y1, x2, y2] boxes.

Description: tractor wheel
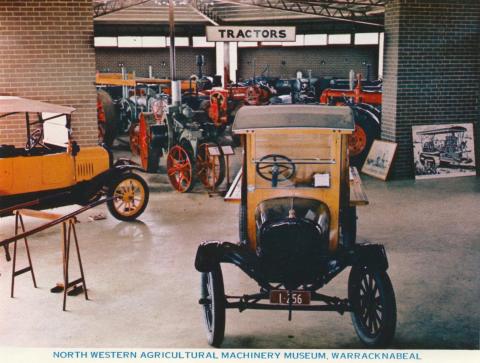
[[107, 173, 149, 221], [196, 143, 226, 189], [166, 145, 194, 192], [146, 147, 162, 173], [97, 89, 118, 148], [200, 266, 226, 347], [348, 267, 397, 347], [349, 107, 381, 167]]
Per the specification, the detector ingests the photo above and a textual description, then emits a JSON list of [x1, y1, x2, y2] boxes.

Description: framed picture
[[361, 140, 397, 180], [412, 123, 476, 179]]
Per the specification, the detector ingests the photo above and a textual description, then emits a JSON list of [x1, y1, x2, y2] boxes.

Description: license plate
[[270, 290, 311, 305]]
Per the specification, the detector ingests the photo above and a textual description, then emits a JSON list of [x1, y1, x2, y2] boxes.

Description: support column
[[382, 0, 480, 179], [215, 41, 239, 85]]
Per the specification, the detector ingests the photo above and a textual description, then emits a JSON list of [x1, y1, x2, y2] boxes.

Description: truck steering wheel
[[25, 128, 43, 151], [256, 154, 296, 187]]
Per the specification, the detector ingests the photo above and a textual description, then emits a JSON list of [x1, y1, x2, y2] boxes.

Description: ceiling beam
[[93, 0, 152, 18], [191, 0, 221, 24], [198, 0, 385, 26], [191, 2, 220, 25]]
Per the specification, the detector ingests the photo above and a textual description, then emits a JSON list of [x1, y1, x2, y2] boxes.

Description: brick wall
[[383, 0, 480, 178], [0, 0, 97, 147], [96, 48, 216, 80], [238, 46, 379, 80]]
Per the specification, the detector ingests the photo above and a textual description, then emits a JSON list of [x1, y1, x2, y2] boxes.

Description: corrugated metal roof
[[93, 0, 385, 26]]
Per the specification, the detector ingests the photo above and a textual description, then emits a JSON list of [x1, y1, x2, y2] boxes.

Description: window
[[192, 36, 215, 48], [117, 36, 142, 48], [142, 37, 166, 48], [354, 33, 379, 45], [94, 37, 117, 47], [328, 34, 351, 45], [304, 34, 327, 46], [282, 35, 304, 47], [166, 37, 189, 47]]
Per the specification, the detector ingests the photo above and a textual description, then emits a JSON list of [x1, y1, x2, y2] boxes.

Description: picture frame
[[361, 140, 397, 180], [412, 123, 476, 180]]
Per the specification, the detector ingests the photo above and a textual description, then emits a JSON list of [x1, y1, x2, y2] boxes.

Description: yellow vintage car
[[195, 105, 396, 347], [0, 96, 149, 221]]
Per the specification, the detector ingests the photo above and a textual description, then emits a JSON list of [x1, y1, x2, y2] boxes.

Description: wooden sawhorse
[[10, 209, 88, 311]]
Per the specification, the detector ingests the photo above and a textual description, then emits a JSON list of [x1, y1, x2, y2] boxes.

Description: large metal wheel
[[200, 266, 226, 347], [348, 267, 396, 347], [196, 143, 226, 189], [349, 107, 381, 167], [107, 173, 149, 221], [167, 145, 194, 192]]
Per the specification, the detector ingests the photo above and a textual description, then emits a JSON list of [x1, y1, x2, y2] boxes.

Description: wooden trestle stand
[[10, 209, 88, 311]]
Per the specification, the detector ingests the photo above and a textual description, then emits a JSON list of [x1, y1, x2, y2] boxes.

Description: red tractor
[[320, 74, 382, 167]]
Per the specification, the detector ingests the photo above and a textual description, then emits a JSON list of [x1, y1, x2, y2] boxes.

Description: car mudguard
[[195, 240, 263, 283], [343, 244, 389, 271]]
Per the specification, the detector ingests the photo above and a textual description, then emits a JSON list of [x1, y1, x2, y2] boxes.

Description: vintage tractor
[[163, 85, 234, 192], [320, 74, 382, 167], [128, 79, 274, 183]]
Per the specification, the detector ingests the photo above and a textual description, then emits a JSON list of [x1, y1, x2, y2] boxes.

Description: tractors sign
[[206, 26, 296, 42]]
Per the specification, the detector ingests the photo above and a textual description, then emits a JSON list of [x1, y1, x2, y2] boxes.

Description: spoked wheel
[[348, 267, 396, 347], [107, 173, 149, 221], [349, 124, 368, 158], [196, 143, 226, 189], [200, 266, 226, 347], [349, 107, 381, 167], [167, 145, 194, 192]]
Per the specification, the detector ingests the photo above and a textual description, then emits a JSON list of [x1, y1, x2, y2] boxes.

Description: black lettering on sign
[[237, 30, 244, 38], [219, 29, 226, 37], [271, 30, 277, 38], [245, 30, 252, 38], [227, 30, 234, 38], [279, 30, 286, 38], [254, 29, 261, 37], [262, 30, 270, 38]]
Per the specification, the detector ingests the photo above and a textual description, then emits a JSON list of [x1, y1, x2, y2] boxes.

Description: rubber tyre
[[107, 173, 149, 221], [200, 266, 226, 347], [349, 108, 381, 167], [348, 267, 397, 348]]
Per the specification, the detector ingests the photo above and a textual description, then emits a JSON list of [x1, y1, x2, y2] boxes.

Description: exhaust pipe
[[171, 80, 182, 106]]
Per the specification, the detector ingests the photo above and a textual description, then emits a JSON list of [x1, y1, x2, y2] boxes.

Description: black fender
[[195, 240, 267, 285], [343, 244, 389, 272], [350, 103, 381, 127]]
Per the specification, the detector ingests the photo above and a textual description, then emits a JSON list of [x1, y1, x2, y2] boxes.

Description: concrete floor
[[0, 154, 478, 349]]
